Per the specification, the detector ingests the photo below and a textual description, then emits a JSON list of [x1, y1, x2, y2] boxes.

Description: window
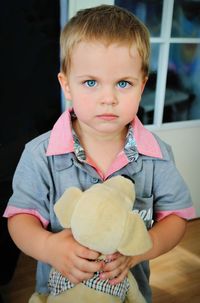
[[115, 0, 200, 126]]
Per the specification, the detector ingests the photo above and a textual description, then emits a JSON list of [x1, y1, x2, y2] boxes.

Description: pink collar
[[46, 109, 163, 159], [132, 117, 163, 158]]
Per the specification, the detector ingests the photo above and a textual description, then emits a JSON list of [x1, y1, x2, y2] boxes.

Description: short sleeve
[[153, 144, 196, 221], [4, 141, 52, 227]]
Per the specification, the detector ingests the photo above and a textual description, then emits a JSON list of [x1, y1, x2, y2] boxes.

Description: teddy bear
[[46, 175, 152, 303]]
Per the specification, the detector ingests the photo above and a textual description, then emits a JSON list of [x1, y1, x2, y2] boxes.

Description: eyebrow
[[76, 74, 96, 79], [76, 74, 139, 82], [120, 76, 139, 82]]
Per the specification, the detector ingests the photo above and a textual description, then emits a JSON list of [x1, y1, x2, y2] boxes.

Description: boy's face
[[59, 41, 147, 136]]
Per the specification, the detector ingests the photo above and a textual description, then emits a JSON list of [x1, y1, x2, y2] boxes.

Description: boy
[[4, 5, 195, 303]]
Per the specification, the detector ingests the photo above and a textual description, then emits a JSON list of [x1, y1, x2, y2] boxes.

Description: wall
[[154, 125, 200, 217]]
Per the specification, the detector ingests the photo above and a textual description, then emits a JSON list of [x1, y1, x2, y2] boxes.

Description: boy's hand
[[99, 252, 142, 285], [100, 215, 187, 285], [45, 229, 103, 284]]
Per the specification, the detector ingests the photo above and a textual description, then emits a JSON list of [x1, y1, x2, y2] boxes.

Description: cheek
[[72, 103, 84, 117], [124, 107, 138, 122], [121, 97, 141, 119], [72, 99, 92, 120], [72, 93, 95, 109]]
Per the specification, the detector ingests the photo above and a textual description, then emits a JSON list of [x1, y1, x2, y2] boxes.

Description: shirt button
[[91, 177, 99, 184]]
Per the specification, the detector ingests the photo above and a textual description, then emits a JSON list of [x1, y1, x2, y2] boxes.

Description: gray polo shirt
[[4, 110, 195, 302]]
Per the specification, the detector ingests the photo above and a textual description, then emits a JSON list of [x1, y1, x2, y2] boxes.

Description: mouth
[[96, 114, 118, 121]]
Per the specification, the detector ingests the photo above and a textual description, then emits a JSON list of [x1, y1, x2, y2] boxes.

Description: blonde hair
[[60, 5, 150, 78]]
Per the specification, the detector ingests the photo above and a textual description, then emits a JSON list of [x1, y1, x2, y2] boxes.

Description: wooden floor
[[150, 218, 200, 303], [1, 219, 200, 303]]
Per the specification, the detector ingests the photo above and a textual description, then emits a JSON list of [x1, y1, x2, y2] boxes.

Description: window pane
[[172, 0, 200, 38], [163, 43, 200, 122], [139, 44, 159, 124], [115, 0, 163, 37]]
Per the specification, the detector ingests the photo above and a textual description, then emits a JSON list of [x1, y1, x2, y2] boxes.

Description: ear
[[118, 212, 152, 256], [103, 176, 135, 207], [57, 72, 72, 100], [141, 76, 148, 94], [54, 187, 82, 228]]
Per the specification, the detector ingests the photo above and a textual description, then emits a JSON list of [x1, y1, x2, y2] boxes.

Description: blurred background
[[115, 0, 200, 124], [0, 1, 199, 302], [0, 0, 61, 297]]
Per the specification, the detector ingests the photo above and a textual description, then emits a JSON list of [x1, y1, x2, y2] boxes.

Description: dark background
[[0, 0, 61, 286]]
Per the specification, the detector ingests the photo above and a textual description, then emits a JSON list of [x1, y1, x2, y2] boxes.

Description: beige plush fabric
[[29, 176, 152, 302]]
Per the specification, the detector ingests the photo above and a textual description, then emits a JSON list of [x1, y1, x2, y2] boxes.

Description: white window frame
[[61, 0, 200, 131], [150, 0, 200, 131]]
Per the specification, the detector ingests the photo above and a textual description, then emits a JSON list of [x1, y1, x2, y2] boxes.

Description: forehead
[[70, 41, 142, 74], [71, 40, 139, 57]]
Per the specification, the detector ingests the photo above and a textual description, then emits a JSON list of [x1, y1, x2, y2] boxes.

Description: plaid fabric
[[48, 269, 130, 301], [48, 268, 74, 294]]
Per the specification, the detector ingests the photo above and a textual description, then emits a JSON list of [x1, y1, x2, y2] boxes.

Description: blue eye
[[85, 80, 97, 87], [117, 81, 130, 88]]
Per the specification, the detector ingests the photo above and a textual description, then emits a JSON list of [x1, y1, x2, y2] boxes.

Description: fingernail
[[101, 261, 105, 268], [99, 273, 105, 279]]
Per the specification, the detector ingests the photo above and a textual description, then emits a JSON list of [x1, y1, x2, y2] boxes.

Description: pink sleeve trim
[[156, 207, 196, 221], [3, 206, 49, 228]]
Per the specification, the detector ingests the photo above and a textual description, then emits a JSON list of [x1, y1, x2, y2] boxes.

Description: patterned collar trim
[[71, 111, 138, 163], [72, 128, 86, 161], [124, 124, 139, 162]]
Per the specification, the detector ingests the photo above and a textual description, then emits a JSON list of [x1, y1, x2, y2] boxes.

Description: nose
[[100, 86, 117, 105]]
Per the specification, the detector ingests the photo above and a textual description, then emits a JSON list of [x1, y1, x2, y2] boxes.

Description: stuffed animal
[[46, 175, 152, 303]]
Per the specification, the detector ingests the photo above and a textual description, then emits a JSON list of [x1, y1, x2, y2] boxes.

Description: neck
[[73, 120, 128, 145], [72, 120, 128, 176]]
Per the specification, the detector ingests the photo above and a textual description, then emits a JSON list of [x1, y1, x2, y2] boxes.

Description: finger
[[100, 257, 128, 281], [109, 271, 128, 285], [102, 256, 124, 272], [74, 255, 103, 274], [66, 273, 80, 285], [63, 266, 95, 284], [105, 252, 121, 261], [99, 265, 122, 281], [77, 245, 100, 260]]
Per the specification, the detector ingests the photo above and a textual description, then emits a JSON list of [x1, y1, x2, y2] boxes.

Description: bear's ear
[[104, 176, 135, 203], [54, 187, 82, 228], [118, 213, 152, 256]]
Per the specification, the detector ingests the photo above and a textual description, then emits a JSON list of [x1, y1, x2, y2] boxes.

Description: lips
[[96, 114, 118, 121]]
